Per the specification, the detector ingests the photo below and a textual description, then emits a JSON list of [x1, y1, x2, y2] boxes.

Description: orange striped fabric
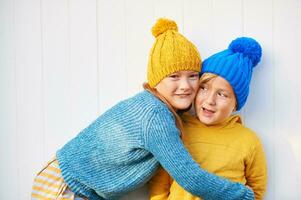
[[31, 158, 87, 200]]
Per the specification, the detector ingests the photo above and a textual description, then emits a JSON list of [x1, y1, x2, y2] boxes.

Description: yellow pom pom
[[151, 18, 178, 37]]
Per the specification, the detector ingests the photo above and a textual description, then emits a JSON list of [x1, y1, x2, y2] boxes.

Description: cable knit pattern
[[56, 91, 254, 200]]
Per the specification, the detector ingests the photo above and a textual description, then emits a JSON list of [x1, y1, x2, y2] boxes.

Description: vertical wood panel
[[69, 0, 98, 134], [98, 0, 128, 113], [154, 0, 184, 30], [242, 1, 274, 199], [212, 0, 242, 51], [274, 0, 301, 199], [0, 0, 19, 199], [125, 0, 154, 97], [183, 0, 213, 59], [14, 0, 44, 198], [41, 0, 71, 159]]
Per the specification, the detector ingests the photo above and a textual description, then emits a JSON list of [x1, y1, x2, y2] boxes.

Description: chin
[[198, 117, 214, 125], [174, 104, 191, 111]]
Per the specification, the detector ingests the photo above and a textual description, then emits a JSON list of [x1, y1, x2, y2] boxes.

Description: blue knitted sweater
[[56, 91, 254, 200]]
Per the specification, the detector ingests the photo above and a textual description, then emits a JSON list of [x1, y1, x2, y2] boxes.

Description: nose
[[206, 92, 216, 105], [179, 77, 191, 91]]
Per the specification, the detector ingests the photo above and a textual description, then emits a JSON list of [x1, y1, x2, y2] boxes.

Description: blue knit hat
[[201, 37, 262, 110]]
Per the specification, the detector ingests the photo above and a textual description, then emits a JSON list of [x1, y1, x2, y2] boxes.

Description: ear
[[232, 103, 237, 112]]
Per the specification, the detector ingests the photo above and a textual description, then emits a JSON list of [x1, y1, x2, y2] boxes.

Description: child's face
[[195, 76, 236, 125], [155, 70, 200, 110]]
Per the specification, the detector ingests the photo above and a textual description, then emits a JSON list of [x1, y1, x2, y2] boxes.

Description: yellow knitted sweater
[[149, 113, 267, 200]]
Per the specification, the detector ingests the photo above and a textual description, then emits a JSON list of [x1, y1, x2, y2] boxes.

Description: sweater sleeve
[[144, 109, 254, 200], [245, 137, 268, 200], [148, 167, 172, 200]]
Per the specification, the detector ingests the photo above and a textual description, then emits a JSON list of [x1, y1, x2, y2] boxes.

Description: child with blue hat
[[149, 37, 268, 200]]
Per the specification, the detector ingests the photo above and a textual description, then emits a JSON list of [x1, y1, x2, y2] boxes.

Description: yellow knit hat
[[147, 18, 202, 88]]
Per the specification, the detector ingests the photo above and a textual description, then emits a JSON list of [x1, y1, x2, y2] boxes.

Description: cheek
[[194, 96, 203, 111], [220, 101, 235, 116], [191, 80, 200, 91], [155, 82, 172, 96]]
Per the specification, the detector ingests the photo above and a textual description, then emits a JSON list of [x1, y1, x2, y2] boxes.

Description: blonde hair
[[199, 73, 218, 84], [143, 83, 184, 136]]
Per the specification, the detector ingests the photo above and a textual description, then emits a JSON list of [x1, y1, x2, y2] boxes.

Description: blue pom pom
[[228, 37, 262, 67]]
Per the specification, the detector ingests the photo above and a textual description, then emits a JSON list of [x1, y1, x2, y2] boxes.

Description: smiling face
[[195, 73, 237, 125], [155, 70, 200, 111]]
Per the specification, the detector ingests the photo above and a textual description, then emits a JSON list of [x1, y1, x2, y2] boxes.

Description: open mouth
[[202, 107, 215, 114]]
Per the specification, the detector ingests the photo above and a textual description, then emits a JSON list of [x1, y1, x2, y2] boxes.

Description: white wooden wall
[[1, 0, 301, 199]]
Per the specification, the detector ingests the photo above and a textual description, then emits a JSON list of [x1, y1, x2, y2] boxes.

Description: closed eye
[[189, 73, 199, 79], [168, 74, 180, 79]]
